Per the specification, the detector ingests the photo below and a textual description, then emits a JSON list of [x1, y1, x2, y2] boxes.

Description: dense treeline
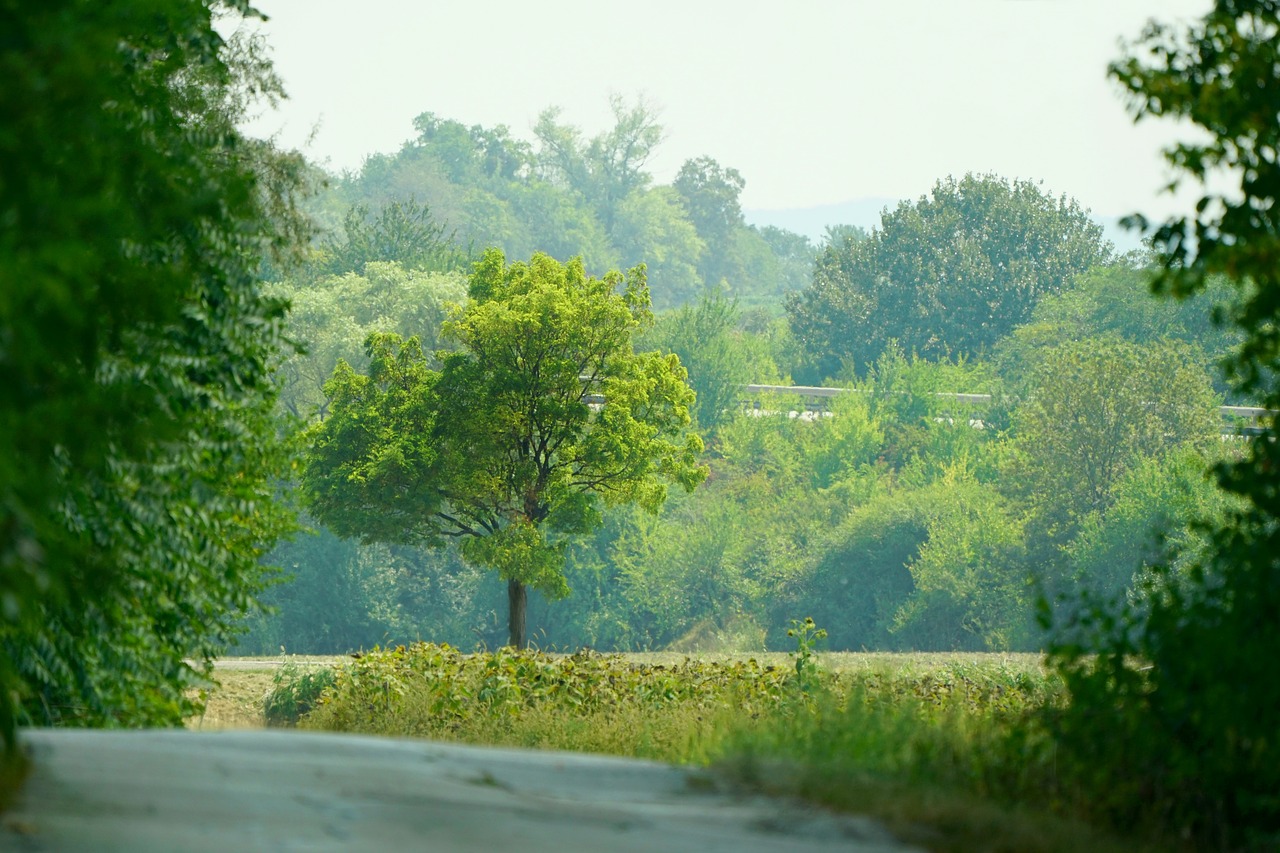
[[309, 97, 813, 312], [240, 141, 1244, 656]]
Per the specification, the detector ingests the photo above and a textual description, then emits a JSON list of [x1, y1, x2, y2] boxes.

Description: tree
[[1007, 337, 1219, 565], [672, 156, 746, 288], [1045, 3, 1280, 843], [319, 199, 468, 276], [271, 262, 467, 420], [303, 250, 707, 648], [609, 187, 705, 310], [643, 288, 778, 434], [410, 112, 533, 185], [0, 4, 308, 741], [786, 173, 1113, 383], [890, 468, 1031, 652], [533, 95, 664, 237], [753, 225, 817, 297], [1063, 445, 1242, 605], [995, 264, 1241, 398]]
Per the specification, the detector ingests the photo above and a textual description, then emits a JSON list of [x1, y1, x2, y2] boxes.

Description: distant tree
[[303, 250, 707, 648], [672, 156, 746, 285], [1008, 337, 1219, 555], [410, 112, 532, 184], [644, 287, 760, 433], [271, 262, 467, 420], [533, 95, 664, 237], [754, 225, 817, 295], [320, 199, 468, 275], [820, 224, 870, 246], [786, 173, 1113, 382], [996, 264, 1241, 398], [506, 180, 618, 270], [610, 187, 705, 309], [0, 4, 308, 740]]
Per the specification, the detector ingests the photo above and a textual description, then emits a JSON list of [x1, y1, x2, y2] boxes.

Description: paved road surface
[[2, 729, 921, 852]]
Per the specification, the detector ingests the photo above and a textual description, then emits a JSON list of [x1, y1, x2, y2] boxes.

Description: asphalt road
[[2, 729, 921, 852]]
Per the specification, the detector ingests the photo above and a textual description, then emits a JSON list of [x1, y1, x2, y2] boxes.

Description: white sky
[[239, 0, 1212, 222]]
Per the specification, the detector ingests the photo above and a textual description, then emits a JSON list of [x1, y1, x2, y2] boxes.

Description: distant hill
[[745, 198, 1146, 255]]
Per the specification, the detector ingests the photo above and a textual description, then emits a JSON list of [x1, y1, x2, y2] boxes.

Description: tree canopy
[[303, 250, 707, 648], [786, 173, 1113, 382]]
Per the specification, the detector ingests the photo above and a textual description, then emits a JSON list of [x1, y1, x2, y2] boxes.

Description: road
[[2, 729, 921, 852]]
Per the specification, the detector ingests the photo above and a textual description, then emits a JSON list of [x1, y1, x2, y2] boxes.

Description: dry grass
[[185, 668, 275, 730], [185, 657, 347, 730]]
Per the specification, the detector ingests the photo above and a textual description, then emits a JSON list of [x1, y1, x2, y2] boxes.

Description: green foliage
[[235, 527, 501, 655], [318, 199, 469, 276], [610, 187, 705, 310], [302, 643, 795, 760], [791, 471, 1032, 653], [890, 469, 1032, 652], [862, 345, 1001, 481], [1006, 337, 1221, 592], [1043, 3, 1280, 846], [789, 489, 928, 650], [642, 287, 780, 434], [317, 99, 816, 312], [787, 173, 1112, 382], [672, 155, 748, 290], [1063, 445, 1243, 605], [714, 660, 1145, 853], [303, 250, 707, 648], [263, 659, 338, 726], [533, 94, 664, 238], [0, 4, 307, 742], [271, 262, 467, 420], [997, 265, 1241, 394]]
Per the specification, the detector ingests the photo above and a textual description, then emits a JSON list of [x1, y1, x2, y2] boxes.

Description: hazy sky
[[239, 0, 1212, 221]]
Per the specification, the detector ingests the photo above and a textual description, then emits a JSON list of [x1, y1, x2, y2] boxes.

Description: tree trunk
[[507, 578, 528, 650]]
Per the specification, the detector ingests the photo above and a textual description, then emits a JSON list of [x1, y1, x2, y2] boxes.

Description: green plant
[[786, 617, 827, 692], [262, 659, 339, 727]]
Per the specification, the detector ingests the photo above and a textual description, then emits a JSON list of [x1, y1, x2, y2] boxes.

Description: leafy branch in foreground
[[0, 2, 309, 741], [1046, 2, 1280, 846]]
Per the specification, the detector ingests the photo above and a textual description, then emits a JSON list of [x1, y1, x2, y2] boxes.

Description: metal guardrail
[[738, 384, 1273, 435], [582, 377, 1274, 435]]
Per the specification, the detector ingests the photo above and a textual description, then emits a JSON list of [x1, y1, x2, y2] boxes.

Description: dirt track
[[4, 729, 921, 852]]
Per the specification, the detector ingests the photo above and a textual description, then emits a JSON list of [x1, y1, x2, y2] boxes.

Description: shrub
[[262, 659, 339, 727]]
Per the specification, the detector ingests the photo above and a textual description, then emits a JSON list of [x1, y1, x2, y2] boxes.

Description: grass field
[[184, 657, 343, 731]]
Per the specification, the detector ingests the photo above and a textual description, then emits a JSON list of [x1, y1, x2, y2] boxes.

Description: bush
[[262, 659, 339, 727]]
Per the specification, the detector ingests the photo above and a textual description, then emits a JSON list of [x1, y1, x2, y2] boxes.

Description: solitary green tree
[[303, 250, 707, 648]]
